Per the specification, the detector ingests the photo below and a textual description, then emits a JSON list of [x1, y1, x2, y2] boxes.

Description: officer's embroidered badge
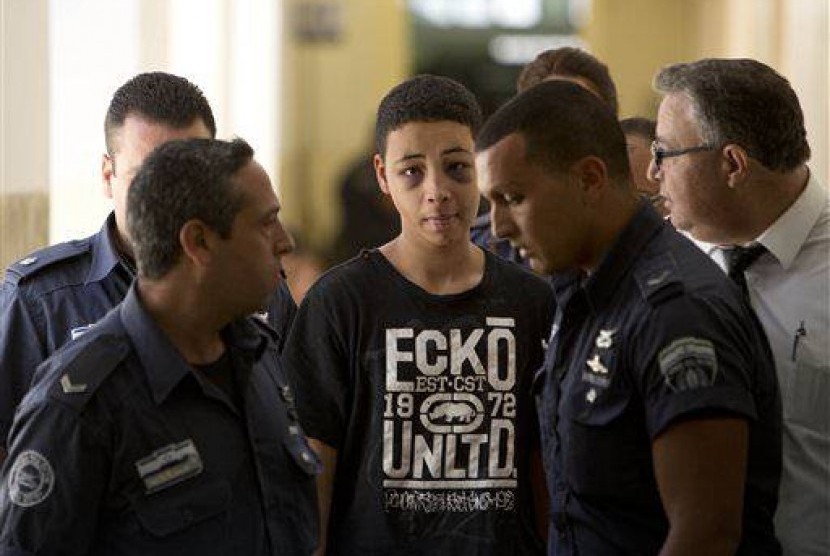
[[8, 450, 55, 507], [658, 337, 718, 392], [595, 329, 617, 349]]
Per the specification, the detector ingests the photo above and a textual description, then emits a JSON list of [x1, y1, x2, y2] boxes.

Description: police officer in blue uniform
[[0, 137, 319, 555], [476, 81, 782, 555], [0, 73, 297, 460]]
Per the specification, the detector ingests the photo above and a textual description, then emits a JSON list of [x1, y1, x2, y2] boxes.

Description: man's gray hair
[[654, 58, 810, 172]]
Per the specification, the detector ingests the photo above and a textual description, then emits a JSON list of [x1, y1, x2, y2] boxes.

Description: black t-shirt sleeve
[[627, 293, 759, 439], [281, 281, 350, 449]]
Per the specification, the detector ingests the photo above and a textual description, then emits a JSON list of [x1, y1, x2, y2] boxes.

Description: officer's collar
[[581, 199, 665, 311], [224, 317, 271, 359], [86, 213, 129, 285], [119, 285, 270, 404]]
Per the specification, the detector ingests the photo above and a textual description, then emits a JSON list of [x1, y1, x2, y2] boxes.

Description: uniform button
[[301, 451, 312, 463]]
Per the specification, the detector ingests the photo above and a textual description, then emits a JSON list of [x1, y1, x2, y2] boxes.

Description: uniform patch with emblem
[[8, 450, 55, 507], [658, 337, 719, 392], [135, 439, 203, 494]]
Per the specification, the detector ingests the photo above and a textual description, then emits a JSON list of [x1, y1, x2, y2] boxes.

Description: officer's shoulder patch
[[658, 337, 719, 392], [46, 333, 131, 410], [4, 239, 91, 287], [633, 251, 684, 306]]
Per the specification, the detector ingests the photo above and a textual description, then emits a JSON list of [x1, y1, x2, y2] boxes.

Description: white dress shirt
[[734, 171, 830, 556]]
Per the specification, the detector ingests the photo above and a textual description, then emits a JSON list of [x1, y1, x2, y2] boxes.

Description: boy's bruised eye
[[446, 161, 473, 183]]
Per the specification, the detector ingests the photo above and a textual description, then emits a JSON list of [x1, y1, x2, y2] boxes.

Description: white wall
[[47, 0, 283, 242]]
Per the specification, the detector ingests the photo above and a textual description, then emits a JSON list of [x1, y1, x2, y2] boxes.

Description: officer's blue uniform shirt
[[536, 202, 782, 555], [0, 285, 319, 555], [0, 213, 297, 445]]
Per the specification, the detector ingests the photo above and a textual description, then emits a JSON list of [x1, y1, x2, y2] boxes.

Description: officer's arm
[[309, 438, 337, 556], [652, 416, 747, 556], [0, 398, 108, 554], [0, 284, 47, 464]]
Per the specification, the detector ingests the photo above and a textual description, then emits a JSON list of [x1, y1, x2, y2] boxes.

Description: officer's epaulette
[[45, 333, 131, 411], [4, 238, 91, 286], [633, 251, 685, 306]]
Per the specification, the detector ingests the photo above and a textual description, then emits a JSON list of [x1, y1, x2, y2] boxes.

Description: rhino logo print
[[429, 402, 476, 423]]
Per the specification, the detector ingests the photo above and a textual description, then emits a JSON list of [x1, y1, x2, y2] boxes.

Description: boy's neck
[[379, 234, 485, 296]]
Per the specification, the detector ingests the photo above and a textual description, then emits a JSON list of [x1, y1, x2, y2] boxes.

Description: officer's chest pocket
[[786, 356, 830, 434], [561, 378, 652, 497], [133, 480, 230, 538]]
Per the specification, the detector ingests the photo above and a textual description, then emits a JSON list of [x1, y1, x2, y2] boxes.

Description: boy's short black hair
[[374, 75, 483, 156]]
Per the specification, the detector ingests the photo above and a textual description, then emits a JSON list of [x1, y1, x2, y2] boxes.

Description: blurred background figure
[[282, 228, 326, 304], [620, 116, 667, 216], [326, 149, 399, 266], [516, 46, 619, 106]]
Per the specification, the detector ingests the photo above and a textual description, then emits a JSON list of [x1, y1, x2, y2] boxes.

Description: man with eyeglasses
[[650, 58, 829, 556]]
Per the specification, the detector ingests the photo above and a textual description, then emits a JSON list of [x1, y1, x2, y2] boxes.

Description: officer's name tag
[[135, 439, 203, 494]]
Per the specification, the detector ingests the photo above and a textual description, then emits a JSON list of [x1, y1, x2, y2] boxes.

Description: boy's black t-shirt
[[283, 248, 555, 555]]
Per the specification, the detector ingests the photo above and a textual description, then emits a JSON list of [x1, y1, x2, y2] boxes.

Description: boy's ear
[[374, 153, 391, 195]]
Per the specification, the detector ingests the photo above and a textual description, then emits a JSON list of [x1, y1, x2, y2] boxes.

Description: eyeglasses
[[650, 141, 716, 171]]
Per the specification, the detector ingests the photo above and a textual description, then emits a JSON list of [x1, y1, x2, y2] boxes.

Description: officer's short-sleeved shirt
[[0, 285, 319, 555], [0, 214, 297, 444], [536, 202, 783, 556]]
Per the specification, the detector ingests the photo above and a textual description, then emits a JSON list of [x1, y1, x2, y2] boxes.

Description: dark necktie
[[726, 244, 767, 298]]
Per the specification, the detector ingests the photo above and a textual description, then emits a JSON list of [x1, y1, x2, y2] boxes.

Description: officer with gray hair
[[0, 138, 319, 555]]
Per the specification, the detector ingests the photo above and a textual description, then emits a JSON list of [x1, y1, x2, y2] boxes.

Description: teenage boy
[[283, 75, 554, 555]]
